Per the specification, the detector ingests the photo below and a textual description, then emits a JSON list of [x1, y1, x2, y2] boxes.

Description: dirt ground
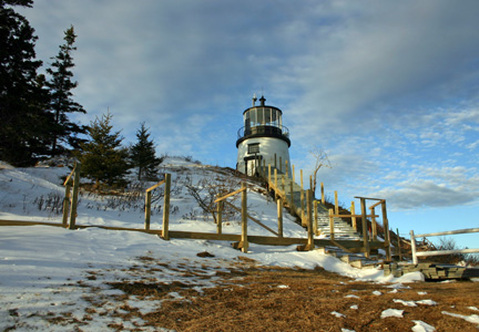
[[103, 258, 479, 332]]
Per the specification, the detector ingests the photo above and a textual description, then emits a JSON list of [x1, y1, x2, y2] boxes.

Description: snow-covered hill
[[0, 157, 428, 330]]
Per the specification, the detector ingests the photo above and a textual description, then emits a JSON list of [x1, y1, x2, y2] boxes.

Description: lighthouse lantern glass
[[244, 107, 282, 129]]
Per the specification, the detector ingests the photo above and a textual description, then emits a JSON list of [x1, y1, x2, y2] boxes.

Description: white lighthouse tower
[[236, 95, 292, 177]]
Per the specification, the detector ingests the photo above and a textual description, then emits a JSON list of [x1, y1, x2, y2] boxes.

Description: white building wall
[[237, 137, 292, 177]]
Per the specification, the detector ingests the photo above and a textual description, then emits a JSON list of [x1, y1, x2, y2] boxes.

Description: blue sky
[[19, 1, 479, 248]]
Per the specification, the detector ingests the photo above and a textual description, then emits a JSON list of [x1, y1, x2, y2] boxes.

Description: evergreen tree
[[130, 122, 162, 180], [77, 112, 131, 189], [0, 0, 52, 166], [46, 25, 86, 155]]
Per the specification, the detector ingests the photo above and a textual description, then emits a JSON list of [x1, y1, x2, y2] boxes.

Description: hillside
[[1, 157, 478, 331]]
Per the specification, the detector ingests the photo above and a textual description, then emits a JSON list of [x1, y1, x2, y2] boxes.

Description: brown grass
[[103, 265, 479, 332]]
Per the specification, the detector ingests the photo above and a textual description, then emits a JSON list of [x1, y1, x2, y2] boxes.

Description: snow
[[393, 299, 417, 307], [381, 308, 404, 318], [412, 320, 436, 332], [442, 311, 479, 324], [331, 311, 346, 318], [0, 158, 476, 330]]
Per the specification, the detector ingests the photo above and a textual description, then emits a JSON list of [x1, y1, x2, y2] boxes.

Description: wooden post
[[306, 190, 314, 250], [285, 160, 288, 178], [300, 170, 305, 226], [410, 230, 418, 264], [144, 190, 152, 230], [281, 175, 285, 193], [370, 207, 377, 240], [360, 198, 370, 258], [292, 164, 295, 182], [241, 182, 248, 253], [69, 163, 80, 230], [328, 208, 335, 241], [277, 198, 283, 237], [162, 173, 171, 240], [310, 175, 313, 196], [313, 200, 318, 236], [396, 228, 402, 260], [334, 190, 339, 215], [279, 157, 282, 173], [321, 182, 325, 204], [274, 168, 278, 193], [216, 200, 223, 234], [289, 178, 295, 211], [381, 201, 391, 261], [274, 153, 277, 169], [350, 201, 357, 230], [268, 164, 272, 185], [62, 183, 71, 227], [262, 159, 266, 178]]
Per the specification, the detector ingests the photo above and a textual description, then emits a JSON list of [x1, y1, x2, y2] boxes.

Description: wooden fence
[[410, 228, 479, 264], [257, 162, 391, 258], [1, 162, 391, 257]]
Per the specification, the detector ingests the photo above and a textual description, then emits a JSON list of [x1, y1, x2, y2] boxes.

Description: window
[[248, 143, 260, 154]]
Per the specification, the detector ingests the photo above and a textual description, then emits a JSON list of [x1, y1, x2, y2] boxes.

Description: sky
[[17, 0, 479, 245]]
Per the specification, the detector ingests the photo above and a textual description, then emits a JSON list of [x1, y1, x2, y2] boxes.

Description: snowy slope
[[1, 158, 476, 331]]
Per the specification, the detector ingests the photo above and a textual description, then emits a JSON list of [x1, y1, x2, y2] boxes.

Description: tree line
[[1, 0, 163, 188]]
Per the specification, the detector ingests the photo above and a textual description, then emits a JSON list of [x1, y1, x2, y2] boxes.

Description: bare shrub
[[186, 176, 240, 222], [33, 192, 64, 215]]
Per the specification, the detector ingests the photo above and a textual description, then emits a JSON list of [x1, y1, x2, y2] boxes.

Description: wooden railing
[[258, 161, 393, 258], [62, 162, 81, 229], [144, 173, 171, 239], [410, 228, 479, 264]]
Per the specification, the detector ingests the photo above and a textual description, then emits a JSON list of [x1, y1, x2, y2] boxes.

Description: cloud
[[374, 180, 477, 209], [16, 0, 479, 212]]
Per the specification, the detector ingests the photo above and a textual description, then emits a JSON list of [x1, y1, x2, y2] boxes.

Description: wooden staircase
[[267, 168, 361, 241]]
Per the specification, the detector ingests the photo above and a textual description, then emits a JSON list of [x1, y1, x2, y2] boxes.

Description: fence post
[[162, 173, 171, 240], [360, 197, 370, 258], [241, 182, 248, 253], [314, 200, 318, 236], [144, 190, 152, 230], [69, 163, 80, 230], [410, 230, 418, 264], [289, 178, 295, 211], [62, 183, 71, 227], [300, 170, 305, 226], [350, 201, 357, 231], [328, 208, 335, 241], [217, 200, 223, 234], [292, 164, 295, 182], [285, 160, 288, 178], [321, 182, 325, 204], [268, 164, 271, 185], [306, 190, 314, 250], [381, 201, 391, 261], [396, 228, 402, 260], [277, 197, 283, 237], [370, 207, 377, 240], [274, 168, 278, 194], [334, 191, 339, 215]]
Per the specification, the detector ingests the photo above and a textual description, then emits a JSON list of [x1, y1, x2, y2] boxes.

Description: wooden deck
[[384, 262, 479, 280]]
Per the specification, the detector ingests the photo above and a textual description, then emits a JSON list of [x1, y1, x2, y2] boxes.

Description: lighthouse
[[236, 95, 292, 177]]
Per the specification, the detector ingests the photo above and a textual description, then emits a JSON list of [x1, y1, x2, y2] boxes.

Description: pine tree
[[130, 122, 162, 180], [77, 112, 131, 189], [0, 0, 52, 166], [46, 25, 86, 155]]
